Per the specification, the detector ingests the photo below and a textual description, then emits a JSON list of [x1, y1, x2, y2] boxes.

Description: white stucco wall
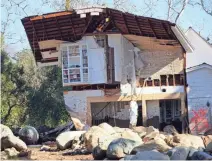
[[185, 28, 212, 68], [187, 67, 212, 134], [64, 90, 104, 124], [121, 84, 184, 96]]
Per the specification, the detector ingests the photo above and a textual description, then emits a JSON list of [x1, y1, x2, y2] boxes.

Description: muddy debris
[[1, 123, 212, 160]]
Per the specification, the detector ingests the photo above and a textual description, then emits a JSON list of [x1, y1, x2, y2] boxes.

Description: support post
[[129, 100, 138, 128], [142, 99, 147, 127], [181, 95, 186, 133], [86, 101, 92, 127]]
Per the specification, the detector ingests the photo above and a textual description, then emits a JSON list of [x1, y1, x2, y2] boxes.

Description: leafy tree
[[1, 50, 28, 126], [26, 66, 70, 127], [1, 50, 69, 128]]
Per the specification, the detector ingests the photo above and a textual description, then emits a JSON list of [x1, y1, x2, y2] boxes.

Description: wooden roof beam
[[41, 19, 48, 40], [82, 16, 92, 35], [69, 15, 76, 40], [147, 19, 158, 38], [161, 22, 171, 39], [30, 21, 42, 58], [55, 17, 63, 40], [134, 16, 143, 35], [121, 13, 129, 34]]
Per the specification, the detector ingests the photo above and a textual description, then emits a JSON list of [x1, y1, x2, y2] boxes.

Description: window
[[61, 44, 89, 84]]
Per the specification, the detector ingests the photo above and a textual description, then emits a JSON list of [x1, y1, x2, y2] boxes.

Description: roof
[[186, 63, 212, 72], [186, 27, 212, 48], [21, 7, 178, 63]]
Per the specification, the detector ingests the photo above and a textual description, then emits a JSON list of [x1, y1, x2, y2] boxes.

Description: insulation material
[[134, 47, 145, 77], [120, 36, 136, 96], [147, 100, 160, 119], [129, 101, 138, 126]]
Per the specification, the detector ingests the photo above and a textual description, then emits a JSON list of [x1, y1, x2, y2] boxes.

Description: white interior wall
[[81, 36, 107, 84], [121, 84, 184, 96], [108, 34, 123, 82], [187, 67, 212, 134], [61, 36, 107, 84]]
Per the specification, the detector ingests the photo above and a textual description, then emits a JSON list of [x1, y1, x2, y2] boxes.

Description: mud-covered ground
[[19, 146, 93, 160]]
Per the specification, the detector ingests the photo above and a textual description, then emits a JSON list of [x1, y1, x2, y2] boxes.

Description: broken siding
[[187, 68, 212, 134]]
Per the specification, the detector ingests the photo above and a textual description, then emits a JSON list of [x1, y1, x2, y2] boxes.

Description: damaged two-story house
[[22, 7, 193, 132]]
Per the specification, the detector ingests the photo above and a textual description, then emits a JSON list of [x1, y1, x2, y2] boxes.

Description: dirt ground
[[19, 147, 93, 160]]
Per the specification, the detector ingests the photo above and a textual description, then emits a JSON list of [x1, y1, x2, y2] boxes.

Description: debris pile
[[1, 124, 30, 160], [1, 122, 212, 160]]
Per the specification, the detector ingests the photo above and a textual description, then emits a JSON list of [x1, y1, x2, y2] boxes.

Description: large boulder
[[92, 133, 121, 159], [56, 131, 85, 150], [84, 126, 110, 152], [121, 129, 143, 144], [92, 145, 107, 160], [113, 127, 129, 133], [146, 126, 159, 135], [18, 126, 39, 145], [4, 147, 19, 158], [204, 128, 212, 136], [132, 126, 147, 133], [71, 117, 85, 131], [143, 131, 160, 142], [98, 123, 116, 135], [1, 124, 13, 139], [190, 151, 212, 160], [123, 155, 135, 160], [163, 125, 178, 135], [167, 146, 190, 160], [166, 134, 205, 149], [1, 148, 20, 160], [202, 135, 212, 153], [106, 138, 141, 159], [130, 150, 170, 160], [1, 135, 27, 151], [131, 138, 171, 154]]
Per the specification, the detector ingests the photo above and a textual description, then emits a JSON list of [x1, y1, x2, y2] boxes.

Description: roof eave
[[171, 25, 194, 53]]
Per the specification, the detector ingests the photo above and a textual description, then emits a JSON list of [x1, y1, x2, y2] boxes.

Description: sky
[[1, 0, 212, 54]]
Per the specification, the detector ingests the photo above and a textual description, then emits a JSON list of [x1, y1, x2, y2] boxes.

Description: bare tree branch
[[174, 0, 189, 23]]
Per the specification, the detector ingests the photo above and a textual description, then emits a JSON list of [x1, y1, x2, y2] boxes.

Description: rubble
[[1, 122, 212, 160], [166, 134, 205, 149], [163, 125, 179, 135], [168, 146, 190, 160], [2, 147, 19, 159], [1, 124, 27, 152], [56, 131, 85, 150], [106, 138, 141, 159], [128, 150, 170, 160], [202, 135, 212, 153]]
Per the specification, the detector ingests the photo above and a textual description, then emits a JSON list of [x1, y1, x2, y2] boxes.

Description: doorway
[[159, 99, 182, 132]]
